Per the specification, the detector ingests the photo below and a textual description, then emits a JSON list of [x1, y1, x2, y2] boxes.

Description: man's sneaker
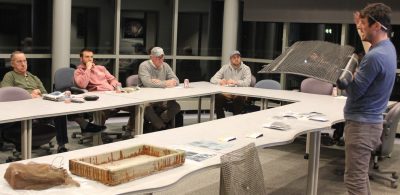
[[57, 146, 68, 153], [81, 123, 105, 133]]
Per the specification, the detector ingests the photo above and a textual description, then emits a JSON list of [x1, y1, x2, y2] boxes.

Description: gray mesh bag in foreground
[[220, 143, 266, 195], [258, 40, 357, 85]]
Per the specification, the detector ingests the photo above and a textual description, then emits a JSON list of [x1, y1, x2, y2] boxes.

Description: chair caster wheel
[[103, 138, 113, 144], [391, 182, 397, 189], [304, 153, 309, 159]]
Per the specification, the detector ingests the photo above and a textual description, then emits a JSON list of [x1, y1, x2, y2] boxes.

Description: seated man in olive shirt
[[1, 51, 102, 152]]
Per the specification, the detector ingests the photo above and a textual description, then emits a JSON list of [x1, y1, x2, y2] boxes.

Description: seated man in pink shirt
[[74, 48, 135, 136]]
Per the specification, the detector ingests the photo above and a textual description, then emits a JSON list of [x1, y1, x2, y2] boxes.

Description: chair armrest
[[383, 119, 391, 136]]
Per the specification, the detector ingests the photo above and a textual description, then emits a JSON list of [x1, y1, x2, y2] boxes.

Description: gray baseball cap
[[151, 47, 164, 57], [230, 50, 241, 57]]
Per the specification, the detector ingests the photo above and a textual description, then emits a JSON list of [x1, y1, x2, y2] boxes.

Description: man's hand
[[353, 12, 366, 40], [165, 79, 177, 88], [151, 79, 161, 84], [353, 11, 371, 52], [226, 79, 237, 85], [353, 11, 361, 29], [31, 89, 42, 98], [85, 61, 94, 70], [114, 84, 122, 93], [219, 79, 228, 86]]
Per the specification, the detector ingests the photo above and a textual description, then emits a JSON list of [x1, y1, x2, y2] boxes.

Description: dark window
[[0, 1, 52, 53]]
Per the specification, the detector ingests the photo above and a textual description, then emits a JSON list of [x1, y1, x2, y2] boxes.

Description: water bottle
[[332, 87, 338, 97], [64, 90, 71, 103], [184, 79, 189, 88], [115, 84, 123, 93]]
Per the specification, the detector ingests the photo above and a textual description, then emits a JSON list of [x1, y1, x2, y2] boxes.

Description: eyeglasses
[[13, 60, 27, 64], [368, 14, 388, 31]]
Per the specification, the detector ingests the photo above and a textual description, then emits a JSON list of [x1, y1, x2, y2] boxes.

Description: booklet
[[42, 91, 65, 102], [262, 121, 291, 131], [188, 140, 232, 151]]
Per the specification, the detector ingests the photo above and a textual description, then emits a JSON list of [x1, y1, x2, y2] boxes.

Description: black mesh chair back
[[220, 143, 266, 195]]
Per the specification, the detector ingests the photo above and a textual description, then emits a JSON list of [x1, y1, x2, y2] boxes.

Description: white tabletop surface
[[105, 82, 220, 103], [0, 93, 143, 124], [0, 100, 339, 194], [0, 82, 351, 194]]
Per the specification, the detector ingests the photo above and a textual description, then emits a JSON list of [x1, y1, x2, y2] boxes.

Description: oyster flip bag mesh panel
[[258, 40, 357, 87]]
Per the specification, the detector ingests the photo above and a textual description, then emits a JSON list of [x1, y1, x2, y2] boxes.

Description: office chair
[[369, 102, 400, 189], [254, 79, 281, 90], [53, 67, 121, 144], [300, 78, 333, 95], [300, 78, 334, 158], [54, 67, 87, 94], [0, 87, 56, 162], [126, 74, 139, 87], [250, 75, 256, 88], [220, 143, 266, 195], [254, 79, 282, 110]]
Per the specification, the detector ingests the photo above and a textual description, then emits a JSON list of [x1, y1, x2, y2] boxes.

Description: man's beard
[[232, 62, 240, 66]]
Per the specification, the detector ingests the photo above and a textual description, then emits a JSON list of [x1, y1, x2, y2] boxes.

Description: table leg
[[210, 94, 215, 121], [261, 99, 265, 110], [92, 111, 103, 145], [21, 120, 32, 159], [306, 131, 321, 195], [135, 105, 144, 135], [197, 97, 202, 123], [305, 133, 310, 158]]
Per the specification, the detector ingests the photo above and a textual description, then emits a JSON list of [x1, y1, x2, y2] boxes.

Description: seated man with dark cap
[[210, 50, 251, 119]]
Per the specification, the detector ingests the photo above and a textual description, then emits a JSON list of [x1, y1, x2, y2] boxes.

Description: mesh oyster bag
[[258, 40, 357, 86]]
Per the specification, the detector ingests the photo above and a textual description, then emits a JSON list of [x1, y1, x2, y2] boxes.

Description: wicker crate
[[69, 144, 185, 186]]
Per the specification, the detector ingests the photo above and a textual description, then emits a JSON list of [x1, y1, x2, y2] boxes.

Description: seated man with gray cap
[[210, 50, 251, 119], [138, 47, 181, 130]]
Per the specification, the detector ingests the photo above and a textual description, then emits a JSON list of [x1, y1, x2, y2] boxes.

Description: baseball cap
[[151, 47, 164, 57], [230, 50, 241, 57]]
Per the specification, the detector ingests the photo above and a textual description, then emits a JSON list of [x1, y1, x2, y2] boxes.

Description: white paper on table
[[308, 116, 329, 122], [170, 144, 218, 163], [262, 121, 291, 131]]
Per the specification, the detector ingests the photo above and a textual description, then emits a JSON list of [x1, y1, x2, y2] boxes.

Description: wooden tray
[[69, 144, 185, 186]]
